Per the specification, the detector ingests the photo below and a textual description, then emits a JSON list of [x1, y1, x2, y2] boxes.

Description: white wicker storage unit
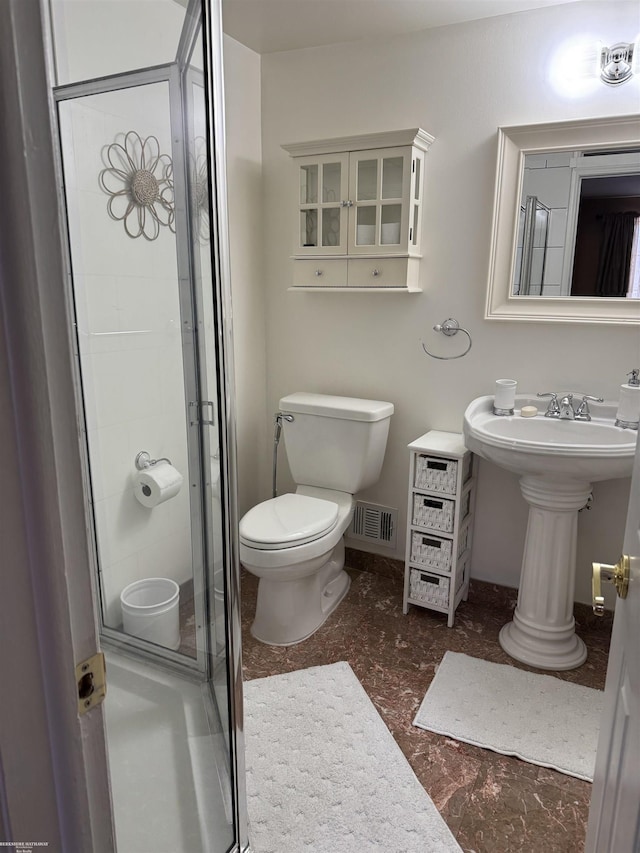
[[403, 431, 476, 627]]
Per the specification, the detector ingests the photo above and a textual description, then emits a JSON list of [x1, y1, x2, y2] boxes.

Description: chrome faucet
[[537, 392, 561, 417], [559, 394, 575, 419], [537, 392, 603, 420], [574, 395, 604, 421]]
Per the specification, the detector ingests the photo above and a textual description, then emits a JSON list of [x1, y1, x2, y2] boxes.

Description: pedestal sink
[[463, 395, 636, 671]]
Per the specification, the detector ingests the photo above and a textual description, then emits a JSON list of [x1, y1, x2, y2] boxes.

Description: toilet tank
[[279, 392, 394, 494]]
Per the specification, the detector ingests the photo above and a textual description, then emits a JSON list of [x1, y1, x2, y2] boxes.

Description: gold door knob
[[592, 555, 630, 616]]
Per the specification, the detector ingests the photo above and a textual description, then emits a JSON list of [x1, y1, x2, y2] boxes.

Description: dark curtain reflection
[[595, 212, 638, 296]]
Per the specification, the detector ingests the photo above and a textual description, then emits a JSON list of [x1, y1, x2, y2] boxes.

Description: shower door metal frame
[[194, 14, 250, 847], [52, 64, 211, 677], [519, 194, 550, 296], [43, 0, 249, 848]]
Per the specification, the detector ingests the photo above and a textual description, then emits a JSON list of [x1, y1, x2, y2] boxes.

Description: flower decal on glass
[[190, 137, 210, 244], [99, 131, 175, 240]]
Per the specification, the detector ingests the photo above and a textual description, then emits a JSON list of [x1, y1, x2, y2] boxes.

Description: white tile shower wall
[[521, 159, 572, 290], [60, 85, 192, 628], [51, 0, 185, 85], [522, 163, 571, 210], [255, 0, 639, 607]]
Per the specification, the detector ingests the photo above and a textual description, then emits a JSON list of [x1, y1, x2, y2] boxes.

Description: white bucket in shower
[[120, 578, 181, 650]]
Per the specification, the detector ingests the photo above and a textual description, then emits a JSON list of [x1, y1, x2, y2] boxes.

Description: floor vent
[[349, 502, 397, 549]]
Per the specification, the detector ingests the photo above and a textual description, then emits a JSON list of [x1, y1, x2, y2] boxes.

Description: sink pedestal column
[[499, 475, 591, 671]]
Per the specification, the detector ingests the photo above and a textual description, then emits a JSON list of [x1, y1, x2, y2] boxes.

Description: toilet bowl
[[239, 392, 394, 646], [240, 487, 354, 645]]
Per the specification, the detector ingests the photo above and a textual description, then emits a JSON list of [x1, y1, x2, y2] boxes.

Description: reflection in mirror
[[485, 115, 640, 324], [513, 149, 640, 298], [573, 174, 640, 298]]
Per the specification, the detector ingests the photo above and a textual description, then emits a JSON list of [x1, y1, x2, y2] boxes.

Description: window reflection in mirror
[[513, 149, 640, 298]]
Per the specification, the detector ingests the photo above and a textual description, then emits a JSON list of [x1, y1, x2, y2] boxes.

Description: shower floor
[[103, 648, 233, 853], [239, 558, 612, 853]]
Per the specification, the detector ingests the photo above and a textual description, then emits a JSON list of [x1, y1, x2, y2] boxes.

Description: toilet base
[[250, 541, 351, 646]]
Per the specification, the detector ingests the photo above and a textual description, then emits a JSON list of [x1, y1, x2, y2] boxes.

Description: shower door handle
[[201, 401, 215, 426]]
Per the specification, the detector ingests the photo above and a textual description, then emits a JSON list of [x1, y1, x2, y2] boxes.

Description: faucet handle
[[537, 392, 560, 414], [575, 394, 604, 421]]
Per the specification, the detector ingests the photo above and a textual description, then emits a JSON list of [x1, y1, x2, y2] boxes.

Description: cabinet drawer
[[410, 525, 470, 571], [293, 259, 348, 287], [409, 568, 451, 607], [410, 553, 469, 607], [412, 494, 455, 532], [347, 257, 408, 288], [410, 532, 453, 571], [415, 455, 458, 493]]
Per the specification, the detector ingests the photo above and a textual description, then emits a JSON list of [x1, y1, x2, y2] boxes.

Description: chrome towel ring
[[421, 318, 472, 360]]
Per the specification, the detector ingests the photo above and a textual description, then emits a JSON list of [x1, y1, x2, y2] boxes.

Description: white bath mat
[[244, 662, 461, 853], [413, 651, 603, 781]]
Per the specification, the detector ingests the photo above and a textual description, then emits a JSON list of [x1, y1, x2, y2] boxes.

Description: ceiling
[[221, 0, 582, 55]]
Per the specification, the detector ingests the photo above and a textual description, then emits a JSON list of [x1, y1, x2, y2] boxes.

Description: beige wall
[[223, 35, 270, 517], [249, 1, 639, 606]]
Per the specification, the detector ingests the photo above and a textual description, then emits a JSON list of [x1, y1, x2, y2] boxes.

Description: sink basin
[[463, 394, 636, 672], [463, 395, 635, 482]]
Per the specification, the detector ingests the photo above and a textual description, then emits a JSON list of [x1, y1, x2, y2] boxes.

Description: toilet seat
[[239, 493, 339, 550]]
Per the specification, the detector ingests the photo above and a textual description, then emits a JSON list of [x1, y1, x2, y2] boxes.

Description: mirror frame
[[485, 114, 640, 325]]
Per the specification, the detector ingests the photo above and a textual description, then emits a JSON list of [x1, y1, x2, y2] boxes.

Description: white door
[[586, 433, 640, 851]]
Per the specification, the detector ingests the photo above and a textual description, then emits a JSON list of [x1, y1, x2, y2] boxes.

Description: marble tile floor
[[240, 559, 613, 853]]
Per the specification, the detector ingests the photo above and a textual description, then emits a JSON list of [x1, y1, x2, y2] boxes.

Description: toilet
[[239, 392, 394, 646]]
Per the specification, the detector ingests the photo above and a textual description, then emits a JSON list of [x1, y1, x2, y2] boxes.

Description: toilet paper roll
[[134, 461, 183, 508], [616, 383, 640, 425]]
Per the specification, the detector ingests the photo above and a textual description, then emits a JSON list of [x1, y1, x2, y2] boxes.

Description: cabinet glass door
[[297, 153, 348, 254], [348, 147, 412, 254], [409, 152, 423, 250]]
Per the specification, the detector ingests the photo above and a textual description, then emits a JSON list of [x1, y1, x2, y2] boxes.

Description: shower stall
[[516, 194, 551, 296], [44, 0, 247, 849]]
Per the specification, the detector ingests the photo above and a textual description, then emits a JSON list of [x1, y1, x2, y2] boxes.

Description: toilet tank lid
[[279, 392, 394, 422]]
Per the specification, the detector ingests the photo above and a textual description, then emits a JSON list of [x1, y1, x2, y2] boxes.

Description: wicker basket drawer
[[409, 556, 469, 608], [410, 532, 453, 571], [409, 569, 451, 607], [412, 494, 455, 532], [414, 455, 458, 493]]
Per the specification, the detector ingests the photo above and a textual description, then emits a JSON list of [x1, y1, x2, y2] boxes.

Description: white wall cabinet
[[282, 129, 434, 291], [403, 431, 476, 627]]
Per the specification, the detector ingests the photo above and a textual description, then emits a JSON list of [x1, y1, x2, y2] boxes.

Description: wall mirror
[[486, 115, 640, 324]]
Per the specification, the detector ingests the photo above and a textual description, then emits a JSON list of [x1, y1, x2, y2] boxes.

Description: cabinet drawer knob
[[372, 268, 381, 277], [314, 269, 324, 276]]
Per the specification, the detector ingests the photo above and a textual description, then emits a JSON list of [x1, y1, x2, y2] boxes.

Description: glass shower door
[[57, 79, 210, 667], [182, 62, 233, 724], [49, 2, 245, 850], [517, 194, 551, 296]]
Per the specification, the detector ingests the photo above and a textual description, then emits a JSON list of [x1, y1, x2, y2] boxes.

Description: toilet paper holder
[[135, 450, 173, 470]]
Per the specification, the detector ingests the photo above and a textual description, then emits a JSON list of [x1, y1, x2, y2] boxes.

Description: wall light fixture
[[600, 42, 635, 85]]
